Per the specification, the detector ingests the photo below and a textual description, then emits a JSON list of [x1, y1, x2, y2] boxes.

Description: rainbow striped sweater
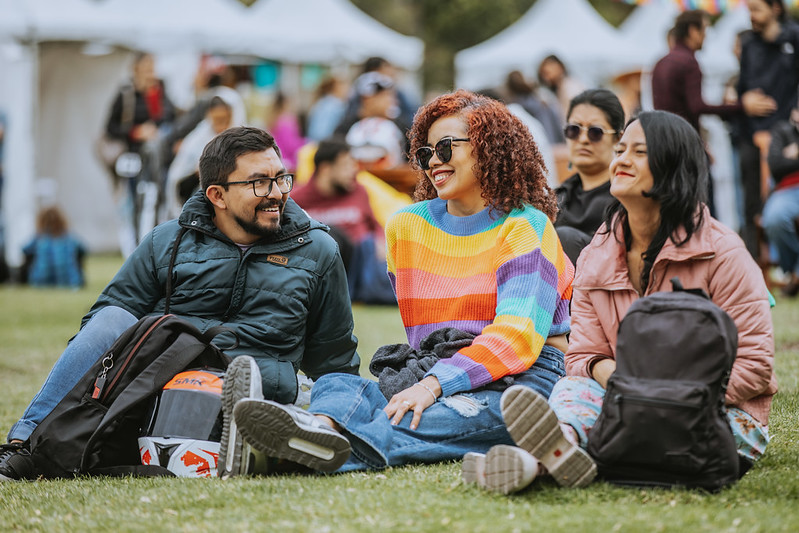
[[385, 198, 574, 397]]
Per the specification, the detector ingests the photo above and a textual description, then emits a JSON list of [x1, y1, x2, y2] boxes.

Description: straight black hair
[[603, 110, 708, 291], [566, 89, 626, 138], [199, 126, 281, 190]]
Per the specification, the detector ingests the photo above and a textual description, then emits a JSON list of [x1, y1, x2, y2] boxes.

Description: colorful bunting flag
[[616, 0, 798, 15]]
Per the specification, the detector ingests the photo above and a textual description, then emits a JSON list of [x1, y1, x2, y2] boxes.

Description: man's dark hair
[[760, 0, 787, 20], [363, 56, 389, 73], [673, 10, 708, 44], [567, 89, 626, 138], [313, 136, 350, 169], [199, 126, 281, 190]]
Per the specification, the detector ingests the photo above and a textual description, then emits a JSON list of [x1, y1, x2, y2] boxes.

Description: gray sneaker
[[462, 445, 539, 494], [218, 356, 263, 479], [501, 385, 596, 488], [233, 398, 350, 472]]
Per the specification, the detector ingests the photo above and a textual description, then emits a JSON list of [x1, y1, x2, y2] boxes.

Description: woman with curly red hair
[[231, 90, 574, 474]]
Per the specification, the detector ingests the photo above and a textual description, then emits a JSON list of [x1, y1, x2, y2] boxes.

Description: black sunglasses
[[415, 137, 470, 170], [563, 124, 617, 143]]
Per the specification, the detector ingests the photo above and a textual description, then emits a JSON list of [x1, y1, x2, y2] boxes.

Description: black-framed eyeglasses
[[415, 137, 470, 170], [563, 124, 617, 143], [221, 174, 294, 197]]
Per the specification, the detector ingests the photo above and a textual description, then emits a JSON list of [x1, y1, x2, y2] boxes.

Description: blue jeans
[[762, 185, 799, 276], [309, 345, 565, 472], [7, 306, 138, 442]]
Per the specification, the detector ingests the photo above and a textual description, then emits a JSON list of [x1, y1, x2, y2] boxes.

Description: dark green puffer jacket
[[83, 191, 360, 403]]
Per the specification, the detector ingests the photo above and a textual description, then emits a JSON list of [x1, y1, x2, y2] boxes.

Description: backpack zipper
[[615, 393, 704, 410], [96, 315, 171, 403]]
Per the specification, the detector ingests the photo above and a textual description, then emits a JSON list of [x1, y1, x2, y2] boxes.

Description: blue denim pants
[[309, 345, 565, 472], [7, 306, 138, 442], [762, 184, 799, 276]]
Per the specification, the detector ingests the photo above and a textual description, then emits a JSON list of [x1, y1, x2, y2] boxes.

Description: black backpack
[[26, 314, 232, 478], [586, 278, 740, 490]]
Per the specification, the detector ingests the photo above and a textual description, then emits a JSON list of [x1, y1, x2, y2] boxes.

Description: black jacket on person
[[738, 21, 799, 137], [554, 174, 614, 236], [767, 119, 799, 186], [105, 80, 177, 153]]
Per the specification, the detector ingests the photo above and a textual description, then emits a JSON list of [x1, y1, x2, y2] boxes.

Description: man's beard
[[234, 199, 284, 239]]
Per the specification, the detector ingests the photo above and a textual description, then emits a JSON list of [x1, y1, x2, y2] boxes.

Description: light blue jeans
[[762, 184, 799, 276], [309, 346, 565, 472], [7, 306, 138, 442]]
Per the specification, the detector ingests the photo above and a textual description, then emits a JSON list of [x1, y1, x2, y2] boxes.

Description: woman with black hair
[[465, 110, 777, 493], [555, 89, 624, 265]]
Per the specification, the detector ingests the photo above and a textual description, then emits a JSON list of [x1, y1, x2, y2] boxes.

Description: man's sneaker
[[218, 356, 263, 479], [501, 385, 596, 488], [0, 442, 36, 481], [233, 398, 350, 472], [462, 445, 539, 494]]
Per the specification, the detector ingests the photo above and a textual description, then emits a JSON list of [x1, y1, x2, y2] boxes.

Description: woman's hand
[[592, 358, 617, 389], [383, 376, 441, 430]]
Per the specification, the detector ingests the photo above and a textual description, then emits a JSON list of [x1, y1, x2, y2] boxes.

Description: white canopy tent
[[619, 1, 680, 68], [0, 0, 424, 267], [455, 0, 647, 91], [230, 0, 424, 71]]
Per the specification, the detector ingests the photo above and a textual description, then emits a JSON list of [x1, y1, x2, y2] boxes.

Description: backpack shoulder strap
[[164, 227, 189, 314], [670, 276, 710, 299]]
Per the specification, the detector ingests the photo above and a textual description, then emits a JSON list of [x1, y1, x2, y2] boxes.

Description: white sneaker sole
[[462, 446, 538, 494], [234, 399, 350, 473], [219, 356, 263, 479], [501, 386, 596, 488]]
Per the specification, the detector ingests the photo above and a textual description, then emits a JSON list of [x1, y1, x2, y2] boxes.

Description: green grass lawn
[[1, 254, 798, 532]]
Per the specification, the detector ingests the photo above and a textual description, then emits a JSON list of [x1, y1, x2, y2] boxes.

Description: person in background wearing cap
[[336, 72, 407, 170]]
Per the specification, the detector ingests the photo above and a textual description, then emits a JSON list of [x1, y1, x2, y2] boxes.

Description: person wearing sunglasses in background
[[228, 90, 573, 475], [555, 89, 625, 266]]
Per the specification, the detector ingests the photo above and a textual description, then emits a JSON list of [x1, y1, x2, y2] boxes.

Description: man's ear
[[205, 185, 227, 210]]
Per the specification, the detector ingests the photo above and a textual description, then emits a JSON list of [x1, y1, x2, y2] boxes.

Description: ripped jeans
[[309, 346, 565, 472]]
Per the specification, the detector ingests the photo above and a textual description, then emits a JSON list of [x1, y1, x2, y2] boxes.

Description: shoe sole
[[234, 399, 350, 473], [461, 452, 486, 487], [219, 356, 263, 479], [501, 386, 596, 488]]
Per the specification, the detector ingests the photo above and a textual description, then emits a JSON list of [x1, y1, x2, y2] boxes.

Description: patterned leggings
[[549, 376, 769, 463]]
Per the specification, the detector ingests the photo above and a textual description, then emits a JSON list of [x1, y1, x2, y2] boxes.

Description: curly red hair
[[408, 89, 557, 220]]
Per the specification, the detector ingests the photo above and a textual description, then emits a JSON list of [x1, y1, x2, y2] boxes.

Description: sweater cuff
[[425, 361, 472, 398]]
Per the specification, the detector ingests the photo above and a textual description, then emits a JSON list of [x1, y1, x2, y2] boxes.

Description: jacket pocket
[[589, 375, 711, 473]]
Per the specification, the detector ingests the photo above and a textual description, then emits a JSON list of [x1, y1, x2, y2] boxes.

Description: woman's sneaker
[[233, 399, 350, 472], [500, 385, 596, 488], [0, 443, 36, 481], [462, 445, 539, 494], [218, 356, 263, 479]]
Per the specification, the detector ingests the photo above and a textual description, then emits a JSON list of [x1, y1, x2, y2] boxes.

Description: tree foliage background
[[348, 0, 635, 91]]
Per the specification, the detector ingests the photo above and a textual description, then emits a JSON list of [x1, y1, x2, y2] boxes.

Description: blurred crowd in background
[[1, 0, 798, 300]]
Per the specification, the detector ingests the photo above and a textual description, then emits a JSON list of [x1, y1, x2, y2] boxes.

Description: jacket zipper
[[98, 314, 171, 403]]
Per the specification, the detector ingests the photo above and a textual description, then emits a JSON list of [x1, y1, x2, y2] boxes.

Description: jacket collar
[[178, 191, 325, 244], [576, 206, 716, 290]]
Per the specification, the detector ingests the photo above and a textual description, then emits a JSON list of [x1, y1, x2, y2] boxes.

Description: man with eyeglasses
[[0, 126, 360, 481]]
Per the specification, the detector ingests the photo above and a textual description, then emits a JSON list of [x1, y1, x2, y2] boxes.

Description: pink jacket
[[567, 209, 777, 425]]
